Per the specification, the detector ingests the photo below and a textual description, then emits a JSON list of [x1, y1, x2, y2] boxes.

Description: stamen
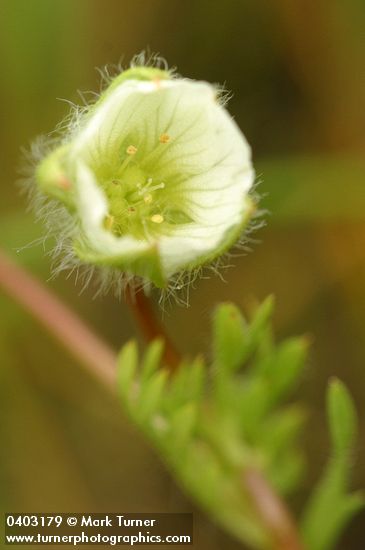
[[120, 144, 138, 171], [159, 133, 170, 144], [138, 180, 165, 195], [149, 182, 165, 193], [126, 145, 138, 155], [144, 194, 153, 204], [150, 214, 164, 224]]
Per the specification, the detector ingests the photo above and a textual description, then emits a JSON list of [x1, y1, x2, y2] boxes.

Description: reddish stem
[[244, 468, 305, 550], [125, 285, 180, 370], [0, 249, 116, 390]]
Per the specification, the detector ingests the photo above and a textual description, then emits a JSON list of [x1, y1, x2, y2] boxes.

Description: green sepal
[[94, 67, 171, 112], [35, 145, 75, 209]]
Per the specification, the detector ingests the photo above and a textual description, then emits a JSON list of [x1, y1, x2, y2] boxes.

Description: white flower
[[35, 65, 255, 289]]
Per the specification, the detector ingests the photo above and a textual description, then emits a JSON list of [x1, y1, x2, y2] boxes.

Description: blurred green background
[[0, 1, 364, 548]]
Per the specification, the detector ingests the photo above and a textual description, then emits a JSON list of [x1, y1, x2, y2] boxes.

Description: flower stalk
[[125, 285, 180, 370]]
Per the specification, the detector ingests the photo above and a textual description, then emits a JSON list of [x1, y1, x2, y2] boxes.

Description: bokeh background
[[0, 1, 364, 548]]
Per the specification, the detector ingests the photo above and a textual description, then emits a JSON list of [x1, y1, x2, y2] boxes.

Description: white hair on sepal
[[96, 51, 177, 94], [130, 50, 169, 71], [213, 81, 233, 107]]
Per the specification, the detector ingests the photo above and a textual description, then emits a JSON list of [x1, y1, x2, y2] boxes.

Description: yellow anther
[[159, 133, 170, 144], [126, 145, 138, 155], [150, 214, 164, 224], [144, 194, 153, 204]]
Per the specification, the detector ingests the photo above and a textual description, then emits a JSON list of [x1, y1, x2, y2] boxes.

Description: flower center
[[97, 137, 193, 240]]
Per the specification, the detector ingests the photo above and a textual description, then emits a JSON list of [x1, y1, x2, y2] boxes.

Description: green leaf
[[327, 378, 358, 456], [140, 339, 164, 381], [241, 295, 275, 364], [259, 405, 306, 458], [268, 337, 308, 405], [301, 380, 363, 550], [136, 369, 168, 423], [269, 449, 306, 496], [181, 441, 225, 510], [117, 340, 138, 403], [198, 414, 248, 471], [168, 402, 197, 455], [165, 356, 205, 412], [212, 297, 275, 375], [301, 457, 364, 550], [114, 302, 363, 550], [239, 378, 270, 439], [184, 356, 206, 401], [212, 302, 247, 371]]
